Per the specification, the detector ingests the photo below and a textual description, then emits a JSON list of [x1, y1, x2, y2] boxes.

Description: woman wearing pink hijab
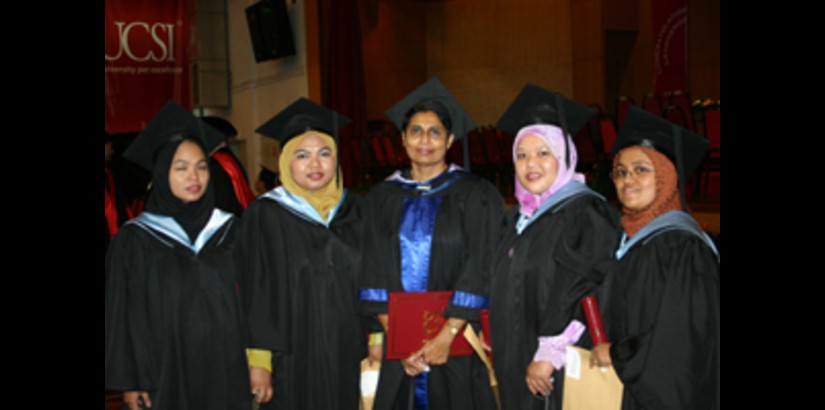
[[488, 84, 621, 410]]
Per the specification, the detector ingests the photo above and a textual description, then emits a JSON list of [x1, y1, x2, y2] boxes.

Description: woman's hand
[[421, 319, 466, 366], [123, 391, 152, 410], [590, 343, 613, 368], [421, 327, 453, 366], [525, 361, 555, 397], [250, 367, 273, 404], [402, 350, 429, 376]]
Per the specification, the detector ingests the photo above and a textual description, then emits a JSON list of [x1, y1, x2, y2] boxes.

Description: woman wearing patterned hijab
[[591, 107, 720, 410], [489, 84, 621, 410]]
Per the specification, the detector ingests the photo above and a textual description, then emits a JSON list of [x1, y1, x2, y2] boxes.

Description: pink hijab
[[513, 124, 585, 217]]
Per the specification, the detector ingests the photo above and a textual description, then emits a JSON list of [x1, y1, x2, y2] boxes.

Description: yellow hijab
[[278, 131, 343, 220]]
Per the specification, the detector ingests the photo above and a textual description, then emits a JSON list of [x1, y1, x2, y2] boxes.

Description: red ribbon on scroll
[[582, 295, 609, 345]]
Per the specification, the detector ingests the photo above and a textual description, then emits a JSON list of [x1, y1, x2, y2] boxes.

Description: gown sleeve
[[358, 187, 393, 316], [538, 199, 620, 336], [444, 180, 505, 320], [247, 348, 273, 372], [610, 233, 720, 409], [236, 200, 291, 353], [104, 227, 158, 392]]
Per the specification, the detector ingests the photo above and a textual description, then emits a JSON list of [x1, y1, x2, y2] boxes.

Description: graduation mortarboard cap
[[496, 83, 595, 167], [384, 77, 477, 140], [256, 164, 278, 189], [123, 100, 225, 171], [255, 97, 352, 146], [200, 116, 238, 139], [612, 106, 709, 187], [496, 83, 594, 136]]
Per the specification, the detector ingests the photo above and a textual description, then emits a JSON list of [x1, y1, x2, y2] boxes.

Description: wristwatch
[[446, 323, 460, 336]]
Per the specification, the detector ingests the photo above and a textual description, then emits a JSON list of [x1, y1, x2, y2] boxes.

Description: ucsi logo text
[[105, 21, 176, 62]]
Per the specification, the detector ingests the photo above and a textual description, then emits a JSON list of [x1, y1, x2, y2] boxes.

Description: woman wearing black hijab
[[105, 102, 251, 410]]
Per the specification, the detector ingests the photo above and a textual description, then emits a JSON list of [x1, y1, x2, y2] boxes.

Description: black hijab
[[145, 134, 215, 242]]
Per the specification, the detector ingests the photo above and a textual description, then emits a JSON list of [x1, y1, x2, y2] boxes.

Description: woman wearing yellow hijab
[[236, 98, 365, 410], [277, 130, 343, 222]]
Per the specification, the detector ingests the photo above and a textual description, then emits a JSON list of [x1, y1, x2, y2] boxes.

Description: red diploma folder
[[386, 291, 474, 360], [581, 295, 609, 345]]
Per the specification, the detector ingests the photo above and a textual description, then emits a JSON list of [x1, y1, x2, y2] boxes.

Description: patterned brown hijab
[[616, 146, 682, 238]]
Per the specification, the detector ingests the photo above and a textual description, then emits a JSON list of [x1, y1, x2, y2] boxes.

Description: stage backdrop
[[105, 0, 190, 133], [652, 0, 688, 94]]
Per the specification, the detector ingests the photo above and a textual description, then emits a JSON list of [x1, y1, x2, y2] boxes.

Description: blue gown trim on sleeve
[[129, 209, 234, 254], [515, 181, 603, 235], [449, 290, 489, 309], [616, 210, 720, 260], [359, 288, 389, 302], [260, 186, 346, 228]]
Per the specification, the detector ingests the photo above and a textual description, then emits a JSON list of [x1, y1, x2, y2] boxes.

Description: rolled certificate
[[581, 296, 608, 345]]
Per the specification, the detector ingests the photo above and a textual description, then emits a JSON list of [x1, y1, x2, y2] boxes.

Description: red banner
[[652, 0, 687, 94], [105, 0, 190, 133]]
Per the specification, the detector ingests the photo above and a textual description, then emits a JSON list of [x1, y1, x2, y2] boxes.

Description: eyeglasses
[[610, 165, 654, 180], [405, 125, 447, 141]]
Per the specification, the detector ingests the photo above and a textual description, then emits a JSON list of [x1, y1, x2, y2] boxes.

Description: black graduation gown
[[237, 191, 365, 410], [489, 191, 620, 410], [360, 170, 504, 410], [104, 213, 251, 410], [599, 230, 720, 410]]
